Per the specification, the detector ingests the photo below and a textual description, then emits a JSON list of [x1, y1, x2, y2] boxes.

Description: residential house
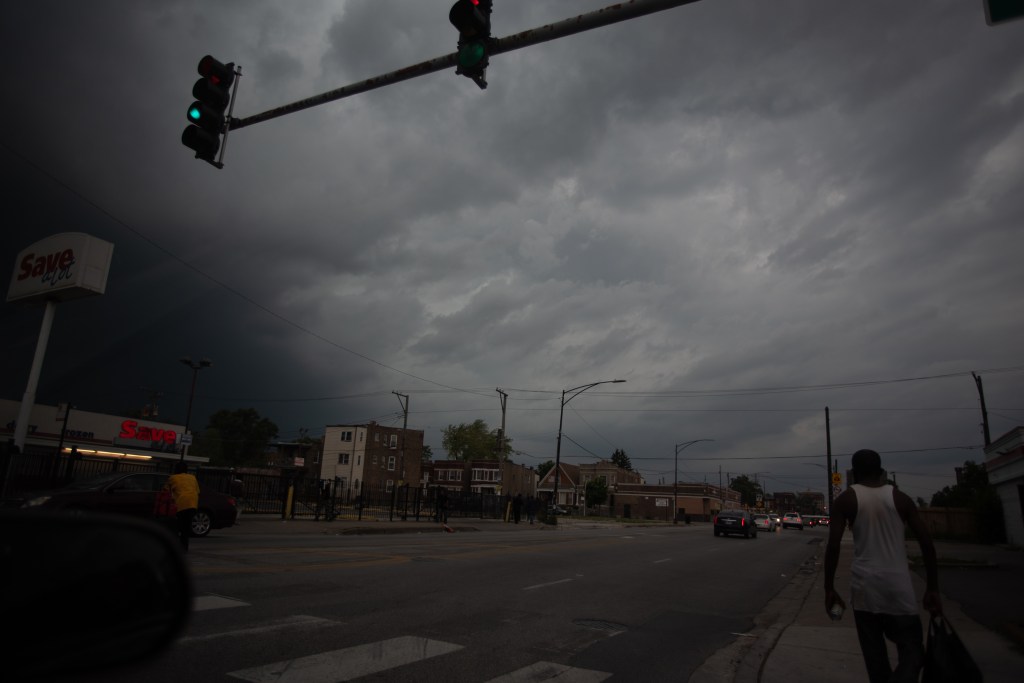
[[320, 422, 424, 500], [537, 462, 581, 508], [985, 426, 1024, 546]]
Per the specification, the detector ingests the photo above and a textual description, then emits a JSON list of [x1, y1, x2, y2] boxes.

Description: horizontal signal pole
[[230, 0, 702, 132]]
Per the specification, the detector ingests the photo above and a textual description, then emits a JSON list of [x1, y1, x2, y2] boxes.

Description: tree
[[729, 475, 763, 508], [195, 408, 279, 467], [537, 460, 555, 480], [611, 448, 633, 471], [441, 419, 508, 460], [422, 444, 433, 462], [585, 476, 609, 507], [930, 460, 1005, 543]]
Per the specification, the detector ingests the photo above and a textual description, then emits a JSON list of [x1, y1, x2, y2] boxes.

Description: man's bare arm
[[895, 489, 942, 615]]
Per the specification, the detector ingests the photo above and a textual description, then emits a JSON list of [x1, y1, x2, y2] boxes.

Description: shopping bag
[[153, 490, 178, 518], [922, 616, 983, 683]]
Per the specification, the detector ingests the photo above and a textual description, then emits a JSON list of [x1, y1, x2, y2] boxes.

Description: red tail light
[[740, 518, 746, 527], [713, 515, 719, 525]]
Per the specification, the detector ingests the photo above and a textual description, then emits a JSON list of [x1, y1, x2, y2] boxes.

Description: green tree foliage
[[611, 448, 633, 471], [585, 476, 609, 507], [422, 444, 433, 462], [729, 475, 764, 508], [930, 460, 1005, 543], [197, 408, 279, 467], [537, 460, 555, 480], [441, 419, 508, 460]]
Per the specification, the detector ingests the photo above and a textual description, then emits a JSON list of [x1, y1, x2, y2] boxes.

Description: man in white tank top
[[824, 449, 942, 683]]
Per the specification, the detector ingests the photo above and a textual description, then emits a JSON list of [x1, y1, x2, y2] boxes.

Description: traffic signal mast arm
[[229, 0, 702, 132]]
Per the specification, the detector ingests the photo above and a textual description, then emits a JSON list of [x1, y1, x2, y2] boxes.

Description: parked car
[[782, 511, 803, 530], [752, 513, 775, 532], [21, 471, 238, 536], [714, 509, 758, 538], [769, 513, 781, 527]]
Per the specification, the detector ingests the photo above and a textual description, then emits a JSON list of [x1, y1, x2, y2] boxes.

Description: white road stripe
[[523, 578, 574, 591], [227, 636, 463, 682], [653, 558, 671, 564], [194, 594, 250, 611], [180, 615, 340, 644], [485, 661, 612, 682]]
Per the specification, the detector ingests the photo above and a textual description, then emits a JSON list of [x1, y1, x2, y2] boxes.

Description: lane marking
[[180, 615, 339, 644], [523, 578, 574, 591], [227, 636, 463, 682], [194, 594, 250, 611], [485, 661, 612, 682], [653, 558, 671, 564]]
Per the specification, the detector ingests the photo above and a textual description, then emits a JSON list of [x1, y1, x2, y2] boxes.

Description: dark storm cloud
[[2, 1, 1022, 505]]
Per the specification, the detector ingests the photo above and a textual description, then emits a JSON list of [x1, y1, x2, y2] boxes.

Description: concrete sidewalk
[[694, 534, 1024, 683]]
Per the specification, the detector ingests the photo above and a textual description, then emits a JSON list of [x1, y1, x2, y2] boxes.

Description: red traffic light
[[197, 55, 235, 89]]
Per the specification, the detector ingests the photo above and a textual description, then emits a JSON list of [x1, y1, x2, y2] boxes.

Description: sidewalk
[[696, 534, 1024, 683]]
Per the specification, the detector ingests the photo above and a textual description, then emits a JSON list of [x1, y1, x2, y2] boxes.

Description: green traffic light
[[458, 41, 486, 68], [188, 105, 202, 121]]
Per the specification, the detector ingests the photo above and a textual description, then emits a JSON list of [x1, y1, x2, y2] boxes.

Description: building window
[[359, 431, 364, 442], [389, 434, 398, 449], [354, 479, 360, 490], [340, 430, 353, 442], [375, 433, 380, 442], [388, 456, 396, 471], [386, 479, 394, 492], [373, 454, 378, 465], [357, 455, 361, 466], [339, 453, 349, 465]]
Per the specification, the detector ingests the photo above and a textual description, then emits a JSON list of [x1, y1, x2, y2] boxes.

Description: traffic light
[[449, 0, 492, 89], [182, 55, 236, 167], [984, 0, 1024, 25]]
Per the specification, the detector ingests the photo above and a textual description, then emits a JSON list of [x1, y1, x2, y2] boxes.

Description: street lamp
[[552, 379, 625, 522], [674, 439, 713, 524], [804, 461, 837, 512], [179, 356, 212, 461]]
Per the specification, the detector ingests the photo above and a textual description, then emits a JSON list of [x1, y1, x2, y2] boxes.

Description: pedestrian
[[525, 495, 537, 524], [164, 460, 200, 552], [230, 474, 244, 522], [512, 493, 523, 524], [824, 449, 942, 683], [436, 487, 448, 524]]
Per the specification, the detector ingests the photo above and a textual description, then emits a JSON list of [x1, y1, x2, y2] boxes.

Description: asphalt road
[[68, 523, 822, 683]]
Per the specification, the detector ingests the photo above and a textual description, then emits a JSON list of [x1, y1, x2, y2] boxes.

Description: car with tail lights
[[714, 509, 758, 538]]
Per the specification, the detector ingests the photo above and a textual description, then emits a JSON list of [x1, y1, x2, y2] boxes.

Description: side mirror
[[1, 510, 192, 679]]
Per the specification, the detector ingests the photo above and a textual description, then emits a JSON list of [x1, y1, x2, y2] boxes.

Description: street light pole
[[552, 379, 625, 522], [179, 356, 212, 462], [674, 439, 714, 524]]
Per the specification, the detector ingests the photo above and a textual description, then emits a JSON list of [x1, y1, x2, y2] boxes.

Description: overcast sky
[[2, 1, 1022, 504]]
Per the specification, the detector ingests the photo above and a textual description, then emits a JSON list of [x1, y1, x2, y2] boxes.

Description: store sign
[[7, 233, 114, 303], [118, 420, 177, 445]]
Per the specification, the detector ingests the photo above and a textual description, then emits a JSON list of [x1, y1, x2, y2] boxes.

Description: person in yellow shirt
[[165, 461, 200, 552]]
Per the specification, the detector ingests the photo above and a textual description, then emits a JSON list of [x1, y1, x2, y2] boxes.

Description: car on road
[[714, 509, 758, 538], [752, 513, 775, 532], [782, 511, 803, 530], [769, 513, 781, 527], [21, 471, 238, 536]]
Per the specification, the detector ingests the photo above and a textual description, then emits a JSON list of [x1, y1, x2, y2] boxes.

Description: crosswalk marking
[[227, 636, 463, 682], [484, 661, 612, 682]]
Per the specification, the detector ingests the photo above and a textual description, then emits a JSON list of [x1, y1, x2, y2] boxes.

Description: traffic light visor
[[197, 55, 235, 88], [182, 125, 220, 160]]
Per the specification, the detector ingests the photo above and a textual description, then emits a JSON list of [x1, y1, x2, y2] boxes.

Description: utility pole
[[972, 372, 991, 446], [826, 406, 834, 512], [496, 388, 508, 463], [229, 0, 703, 133]]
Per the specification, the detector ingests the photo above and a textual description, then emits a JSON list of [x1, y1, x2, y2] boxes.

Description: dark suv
[[714, 509, 758, 538]]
